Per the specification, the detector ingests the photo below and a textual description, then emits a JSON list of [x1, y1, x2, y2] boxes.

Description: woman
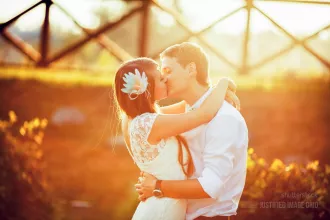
[[113, 57, 239, 220]]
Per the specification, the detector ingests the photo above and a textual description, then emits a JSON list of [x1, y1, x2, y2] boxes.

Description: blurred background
[[0, 0, 329, 220]]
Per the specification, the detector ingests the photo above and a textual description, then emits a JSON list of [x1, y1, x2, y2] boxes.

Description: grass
[[0, 66, 329, 90], [0, 66, 114, 86]]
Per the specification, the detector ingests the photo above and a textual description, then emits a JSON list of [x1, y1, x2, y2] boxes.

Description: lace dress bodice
[[129, 113, 166, 163]]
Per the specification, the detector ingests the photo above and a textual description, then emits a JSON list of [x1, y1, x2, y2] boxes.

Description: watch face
[[153, 189, 163, 198]]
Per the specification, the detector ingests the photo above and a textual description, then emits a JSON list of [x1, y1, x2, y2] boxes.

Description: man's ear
[[187, 62, 197, 77]]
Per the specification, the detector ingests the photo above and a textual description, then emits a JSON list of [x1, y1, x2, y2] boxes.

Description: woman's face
[[151, 66, 168, 101]]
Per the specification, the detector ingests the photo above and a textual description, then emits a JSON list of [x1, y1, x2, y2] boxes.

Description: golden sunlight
[[1, 2, 330, 220]]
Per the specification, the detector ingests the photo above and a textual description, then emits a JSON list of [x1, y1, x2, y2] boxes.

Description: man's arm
[[197, 114, 239, 199], [137, 113, 240, 200], [160, 179, 209, 199], [136, 175, 209, 200]]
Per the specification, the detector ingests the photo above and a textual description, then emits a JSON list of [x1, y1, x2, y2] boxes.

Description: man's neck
[[182, 83, 210, 106]]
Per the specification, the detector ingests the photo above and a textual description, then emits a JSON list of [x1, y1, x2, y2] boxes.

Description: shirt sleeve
[[130, 113, 166, 163], [197, 113, 240, 199]]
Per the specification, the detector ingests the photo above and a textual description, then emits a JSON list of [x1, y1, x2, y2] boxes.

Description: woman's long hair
[[113, 57, 194, 177]]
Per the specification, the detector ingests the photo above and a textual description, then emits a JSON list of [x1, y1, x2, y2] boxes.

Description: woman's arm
[[159, 101, 186, 114], [159, 79, 238, 114], [148, 78, 230, 144]]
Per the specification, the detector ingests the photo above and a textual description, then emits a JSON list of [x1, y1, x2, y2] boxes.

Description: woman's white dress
[[128, 113, 188, 220]]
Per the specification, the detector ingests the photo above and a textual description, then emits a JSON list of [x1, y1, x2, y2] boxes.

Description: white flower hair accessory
[[121, 68, 149, 100]]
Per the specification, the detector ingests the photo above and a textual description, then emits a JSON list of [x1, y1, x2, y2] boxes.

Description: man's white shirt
[[183, 88, 249, 220]]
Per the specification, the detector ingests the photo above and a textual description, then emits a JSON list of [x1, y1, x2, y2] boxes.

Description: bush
[[239, 148, 330, 220], [1, 110, 329, 220], [0, 111, 63, 220]]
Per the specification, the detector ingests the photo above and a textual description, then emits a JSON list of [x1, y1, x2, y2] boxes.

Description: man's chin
[[166, 90, 175, 99], [167, 89, 182, 98]]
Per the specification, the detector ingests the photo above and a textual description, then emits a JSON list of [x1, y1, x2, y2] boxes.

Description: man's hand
[[135, 171, 157, 202]]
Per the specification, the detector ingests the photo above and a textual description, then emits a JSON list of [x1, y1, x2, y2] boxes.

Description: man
[[136, 42, 249, 220]]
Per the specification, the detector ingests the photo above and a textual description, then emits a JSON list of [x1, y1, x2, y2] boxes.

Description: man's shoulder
[[204, 101, 248, 134], [205, 101, 248, 139], [215, 101, 245, 122]]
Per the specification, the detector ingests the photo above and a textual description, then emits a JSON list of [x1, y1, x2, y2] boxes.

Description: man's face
[[160, 56, 189, 99]]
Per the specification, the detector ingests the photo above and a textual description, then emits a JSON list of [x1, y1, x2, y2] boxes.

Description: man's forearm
[[161, 179, 211, 199]]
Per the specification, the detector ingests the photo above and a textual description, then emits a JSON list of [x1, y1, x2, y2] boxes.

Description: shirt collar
[[185, 87, 213, 112]]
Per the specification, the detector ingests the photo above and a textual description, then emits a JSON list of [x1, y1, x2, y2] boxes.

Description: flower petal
[[121, 88, 130, 93], [128, 72, 135, 77], [135, 68, 141, 78]]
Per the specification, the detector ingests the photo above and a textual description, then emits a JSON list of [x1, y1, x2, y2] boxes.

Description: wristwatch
[[152, 180, 163, 198]]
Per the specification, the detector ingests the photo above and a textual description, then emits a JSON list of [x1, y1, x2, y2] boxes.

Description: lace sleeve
[[129, 113, 166, 163]]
